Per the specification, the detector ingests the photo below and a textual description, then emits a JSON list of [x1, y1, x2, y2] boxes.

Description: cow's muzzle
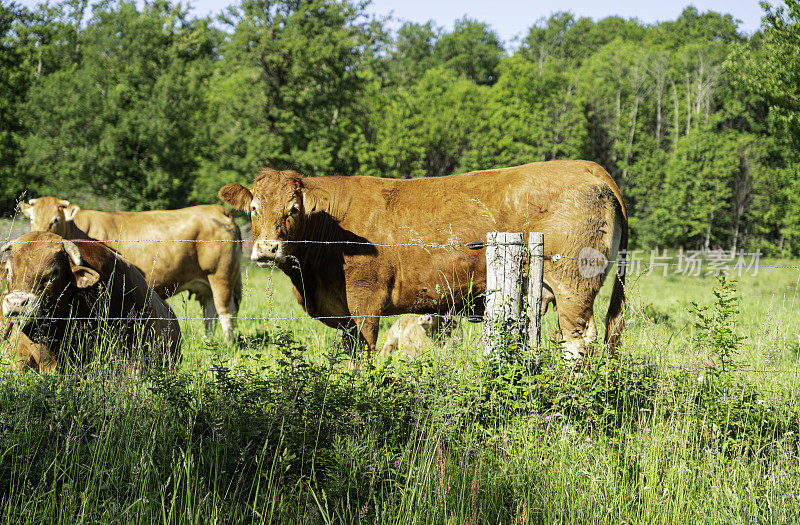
[[251, 240, 285, 266], [2, 292, 41, 321]]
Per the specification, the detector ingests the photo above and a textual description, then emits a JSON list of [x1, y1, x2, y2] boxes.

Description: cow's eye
[[288, 204, 299, 217], [250, 205, 257, 216]]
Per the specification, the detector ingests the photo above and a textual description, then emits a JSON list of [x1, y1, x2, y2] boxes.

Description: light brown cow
[[1, 231, 181, 367], [380, 314, 463, 357], [19, 198, 242, 340], [219, 160, 627, 360]]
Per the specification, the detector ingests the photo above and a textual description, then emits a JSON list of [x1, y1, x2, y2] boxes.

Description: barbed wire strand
[[3, 237, 797, 270]]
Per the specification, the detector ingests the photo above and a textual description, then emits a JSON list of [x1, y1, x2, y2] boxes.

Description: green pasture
[[1, 257, 799, 524]]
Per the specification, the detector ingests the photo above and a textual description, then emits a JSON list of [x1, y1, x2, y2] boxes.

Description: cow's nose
[[251, 240, 280, 261], [2, 293, 33, 317]]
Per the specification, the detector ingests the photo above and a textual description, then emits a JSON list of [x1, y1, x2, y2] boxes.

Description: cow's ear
[[18, 202, 33, 218], [72, 266, 100, 289], [63, 204, 80, 221], [218, 184, 253, 210]]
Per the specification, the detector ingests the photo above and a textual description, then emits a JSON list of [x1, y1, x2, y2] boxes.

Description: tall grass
[[0, 260, 798, 523]]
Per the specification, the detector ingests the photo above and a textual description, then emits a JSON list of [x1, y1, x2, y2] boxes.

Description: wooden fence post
[[527, 232, 544, 350], [483, 232, 525, 356]]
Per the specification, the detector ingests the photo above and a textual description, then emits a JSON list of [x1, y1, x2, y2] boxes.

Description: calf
[[380, 314, 463, 357], [1, 231, 181, 367]]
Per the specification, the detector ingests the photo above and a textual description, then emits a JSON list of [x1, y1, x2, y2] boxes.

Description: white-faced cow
[[219, 161, 627, 360], [19, 198, 241, 340], [1, 231, 182, 367]]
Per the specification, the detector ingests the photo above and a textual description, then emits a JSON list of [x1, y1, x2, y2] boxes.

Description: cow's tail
[[604, 204, 627, 356]]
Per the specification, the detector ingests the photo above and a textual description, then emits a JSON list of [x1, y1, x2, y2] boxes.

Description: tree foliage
[[19, 0, 215, 210], [727, 0, 800, 141], [0, 1, 30, 209]]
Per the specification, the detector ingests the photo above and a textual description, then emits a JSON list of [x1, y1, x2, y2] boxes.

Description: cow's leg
[[338, 324, 367, 369], [343, 272, 387, 358], [200, 294, 218, 335], [344, 307, 381, 359], [339, 318, 376, 355], [355, 315, 379, 357], [30, 341, 58, 374], [1, 341, 29, 373], [341, 325, 360, 353], [1, 325, 39, 373], [208, 274, 238, 341], [336, 313, 379, 370]]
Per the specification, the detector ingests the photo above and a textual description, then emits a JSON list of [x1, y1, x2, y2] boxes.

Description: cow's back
[[73, 205, 241, 297]]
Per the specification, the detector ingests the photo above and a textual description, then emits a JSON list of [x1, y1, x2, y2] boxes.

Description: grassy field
[[1, 256, 800, 523]]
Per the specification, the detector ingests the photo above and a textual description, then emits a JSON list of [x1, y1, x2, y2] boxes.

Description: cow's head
[[219, 169, 308, 266], [1, 231, 100, 322], [18, 197, 80, 237], [417, 314, 440, 337]]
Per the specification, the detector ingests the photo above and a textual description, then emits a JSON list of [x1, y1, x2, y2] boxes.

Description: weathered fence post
[[527, 232, 544, 350], [483, 232, 525, 356]]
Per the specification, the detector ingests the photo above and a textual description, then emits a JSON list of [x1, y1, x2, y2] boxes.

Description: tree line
[[1, 0, 799, 254]]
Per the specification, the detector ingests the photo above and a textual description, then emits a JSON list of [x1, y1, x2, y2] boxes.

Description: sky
[[363, 0, 767, 46], [15, 0, 769, 45]]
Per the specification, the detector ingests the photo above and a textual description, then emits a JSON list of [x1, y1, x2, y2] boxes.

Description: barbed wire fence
[[2, 229, 800, 375]]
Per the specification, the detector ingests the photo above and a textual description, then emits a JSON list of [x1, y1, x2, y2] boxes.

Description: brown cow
[[380, 314, 463, 357], [19, 198, 242, 340], [219, 160, 627, 361], [1, 231, 181, 367]]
